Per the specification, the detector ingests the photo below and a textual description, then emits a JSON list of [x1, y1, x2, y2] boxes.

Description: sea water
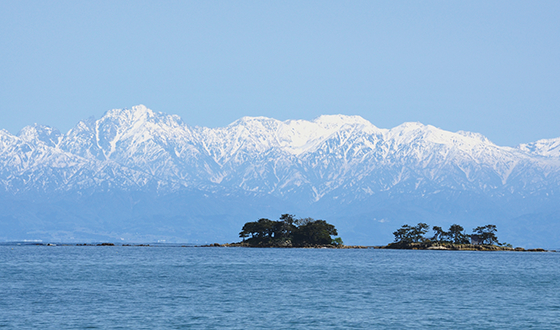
[[0, 246, 559, 329]]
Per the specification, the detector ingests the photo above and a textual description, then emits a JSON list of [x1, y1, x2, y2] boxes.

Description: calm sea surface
[[0, 246, 559, 329]]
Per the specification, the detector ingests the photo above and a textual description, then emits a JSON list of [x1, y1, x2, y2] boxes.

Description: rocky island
[[222, 219, 550, 251], [228, 214, 347, 248], [379, 223, 549, 252]]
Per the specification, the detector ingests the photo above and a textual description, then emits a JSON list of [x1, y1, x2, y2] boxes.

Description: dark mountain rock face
[[1, 105, 559, 247]]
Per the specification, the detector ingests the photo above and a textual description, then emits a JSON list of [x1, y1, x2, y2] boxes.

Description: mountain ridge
[[1, 105, 559, 246]]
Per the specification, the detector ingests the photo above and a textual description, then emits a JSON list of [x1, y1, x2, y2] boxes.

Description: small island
[[222, 218, 549, 251], [68, 219, 549, 251], [380, 223, 547, 252], [224, 214, 350, 248]]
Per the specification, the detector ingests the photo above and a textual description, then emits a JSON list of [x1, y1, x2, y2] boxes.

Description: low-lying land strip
[[379, 242, 548, 252], [5, 219, 553, 251]]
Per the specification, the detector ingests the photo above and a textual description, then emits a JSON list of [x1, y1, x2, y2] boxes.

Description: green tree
[[472, 225, 499, 245], [393, 224, 414, 243], [239, 215, 340, 247], [293, 219, 338, 246], [412, 223, 430, 242], [294, 217, 314, 226], [448, 224, 470, 244], [431, 226, 448, 243], [393, 223, 429, 244], [239, 218, 276, 245], [331, 237, 344, 246], [274, 214, 297, 240], [279, 213, 296, 225]]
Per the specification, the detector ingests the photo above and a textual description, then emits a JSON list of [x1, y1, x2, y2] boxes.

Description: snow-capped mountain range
[[3, 104, 559, 196], [1, 105, 559, 246]]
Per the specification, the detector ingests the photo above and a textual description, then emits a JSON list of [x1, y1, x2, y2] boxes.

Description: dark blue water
[[1, 246, 559, 329]]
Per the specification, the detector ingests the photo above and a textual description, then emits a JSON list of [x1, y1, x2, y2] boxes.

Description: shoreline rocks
[[379, 242, 551, 252]]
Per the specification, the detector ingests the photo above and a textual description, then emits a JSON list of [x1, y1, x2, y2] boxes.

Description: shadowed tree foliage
[[472, 224, 499, 245], [393, 224, 413, 243], [393, 223, 429, 244], [392, 223, 502, 248], [448, 224, 470, 244], [292, 220, 338, 246], [431, 226, 448, 243], [239, 218, 273, 245], [331, 237, 344, 246], [239, 214, 340, 247]]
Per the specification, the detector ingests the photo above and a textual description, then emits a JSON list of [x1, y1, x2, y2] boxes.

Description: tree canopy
[[392, 223, 429, 244], [472, 225, 499, 245], [239, 214, 341, 247], [392, 223, 500, 246]]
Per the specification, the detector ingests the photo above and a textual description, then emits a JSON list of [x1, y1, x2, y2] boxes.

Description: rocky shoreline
[[215, 242, 371, 249], [207, 242, 554, 251], [378, 242, 552, 252]]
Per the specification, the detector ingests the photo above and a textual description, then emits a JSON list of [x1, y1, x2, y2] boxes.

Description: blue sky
[[1, 0, 559, 146]]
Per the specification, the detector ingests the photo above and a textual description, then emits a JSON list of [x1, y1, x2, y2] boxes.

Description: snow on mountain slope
[[59, 105, 210, 185], [17, 124, 62, 148], [379, 123, 531, 185], [1, 124, 157, 193], [518, 137, 560, 158], [1, 105, 559, 201]]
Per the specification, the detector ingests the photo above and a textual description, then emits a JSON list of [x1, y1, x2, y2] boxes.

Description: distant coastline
[[0, 241, 555, 251]]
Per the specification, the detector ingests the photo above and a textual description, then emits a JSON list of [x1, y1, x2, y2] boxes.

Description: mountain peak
[[17, 124, 62, 147], [455, 130, 493, 144], [393, 121, 425, 130], [312, 114, 373, 128], [518, 137, 560, 158], [97, 105, 185, 135], [104, 104, 156, 121]]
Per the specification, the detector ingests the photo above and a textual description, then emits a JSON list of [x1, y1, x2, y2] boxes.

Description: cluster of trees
[[239, 214, 342, 247], [393, 223, 503, 246]]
